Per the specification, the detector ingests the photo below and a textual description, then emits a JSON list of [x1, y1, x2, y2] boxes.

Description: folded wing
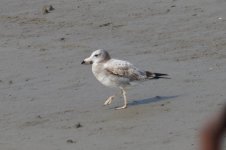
[[104, 59, 145, 81]]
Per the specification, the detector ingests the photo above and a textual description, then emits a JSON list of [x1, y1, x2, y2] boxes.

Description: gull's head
[[81, 49, 111, 65]]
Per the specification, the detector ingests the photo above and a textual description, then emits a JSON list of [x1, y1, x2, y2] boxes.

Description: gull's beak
[[81, 57, 93, 65]]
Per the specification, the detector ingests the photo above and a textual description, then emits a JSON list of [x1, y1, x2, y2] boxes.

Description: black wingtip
[[146, 71, 170, 79], [154, 73, 169, 77], [153, 73, 170, 79]]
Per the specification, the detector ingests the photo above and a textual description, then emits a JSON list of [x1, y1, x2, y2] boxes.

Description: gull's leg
[[104, 95, 115, 105], [116, 87, 127, 110], [104, 90, 123, 105]]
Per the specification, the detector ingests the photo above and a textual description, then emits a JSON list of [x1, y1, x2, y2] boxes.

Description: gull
[[81, 49, 169, 109]]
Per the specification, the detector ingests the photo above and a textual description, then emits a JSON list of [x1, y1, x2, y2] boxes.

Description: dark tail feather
[[146, 71, 170, 79]]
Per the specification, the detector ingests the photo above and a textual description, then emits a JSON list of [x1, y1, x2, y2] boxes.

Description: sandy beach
[[0, 0, 226, 149]]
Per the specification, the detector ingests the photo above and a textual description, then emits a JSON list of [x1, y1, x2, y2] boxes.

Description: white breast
[[92, 63, 116, 87]]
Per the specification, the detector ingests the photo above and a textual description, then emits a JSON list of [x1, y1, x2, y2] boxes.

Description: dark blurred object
[[200, 105, 226, 150], [42, 5, 54, 14]]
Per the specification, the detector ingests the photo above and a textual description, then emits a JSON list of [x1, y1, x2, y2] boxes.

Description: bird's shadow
[[128, 95, 179, 106]]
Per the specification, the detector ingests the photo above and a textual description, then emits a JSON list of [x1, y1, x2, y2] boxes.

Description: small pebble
[[40, 48, 47, 52], [160, 104, 165, 106], [42, 5, 55, 14], [66, 139, 76, 144], [75, 122, 82, 128], [9, 80, 13, 84], [37, 115, 42, 119], [60, 37, 65, 41], [99, 22, 111, 27]]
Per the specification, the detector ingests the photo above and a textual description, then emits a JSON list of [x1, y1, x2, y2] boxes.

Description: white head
[[81, 49, 111, 65]]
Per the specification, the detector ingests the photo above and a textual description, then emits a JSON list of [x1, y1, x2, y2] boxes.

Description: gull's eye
[[94, 54, 99, 57]]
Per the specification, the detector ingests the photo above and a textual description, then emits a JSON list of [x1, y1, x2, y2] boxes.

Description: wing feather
[[104, 59, 144, 81]]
